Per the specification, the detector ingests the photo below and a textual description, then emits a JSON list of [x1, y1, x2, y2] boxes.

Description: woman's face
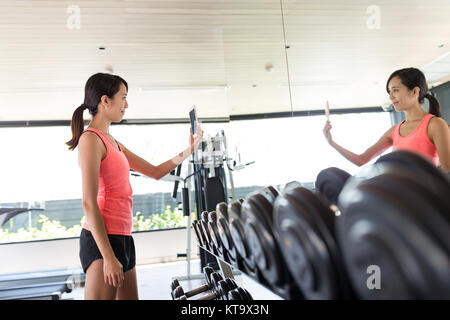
[[387, 76, 419, 112], [104, 82, 128, 122]]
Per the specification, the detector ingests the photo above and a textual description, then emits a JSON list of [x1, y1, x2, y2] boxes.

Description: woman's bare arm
[[324, 121, 394, 166], [429, 117, 450, 172], [118, 142, 192, 180], [117, 126, 204, 180]]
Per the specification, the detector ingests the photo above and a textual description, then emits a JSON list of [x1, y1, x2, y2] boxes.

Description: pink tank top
[[392, 114, 439, 166], [82, 127, 133, 235]]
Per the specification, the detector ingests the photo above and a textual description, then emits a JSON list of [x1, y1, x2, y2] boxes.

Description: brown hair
[[66, 73, 128, 150], [386, 68, 441, 117]]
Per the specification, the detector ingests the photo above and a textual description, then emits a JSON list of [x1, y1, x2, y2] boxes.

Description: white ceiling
[[0, 0, 449, 121]]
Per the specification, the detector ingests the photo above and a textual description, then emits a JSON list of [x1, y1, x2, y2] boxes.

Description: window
[[0, 111, 391, 243], [227, 112, 392, 187]]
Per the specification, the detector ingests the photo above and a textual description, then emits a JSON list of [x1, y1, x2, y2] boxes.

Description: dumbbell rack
[[191, 188, 305, 300], [194, 238, 291, 300]]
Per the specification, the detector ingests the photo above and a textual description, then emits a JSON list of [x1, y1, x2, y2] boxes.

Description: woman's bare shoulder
[[381, 125, 396, 140], [78, 131, 106, 158], [429, 116, 448, 128], [429, 117, 449, 135]]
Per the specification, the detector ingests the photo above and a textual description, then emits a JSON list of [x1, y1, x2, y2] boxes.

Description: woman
[[318, 67, 449, 205], [66, 73, 203, 300], [323, 67, 450, 171]]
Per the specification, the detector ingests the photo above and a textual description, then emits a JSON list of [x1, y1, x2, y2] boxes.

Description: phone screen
[[189, 107, 197, 134]]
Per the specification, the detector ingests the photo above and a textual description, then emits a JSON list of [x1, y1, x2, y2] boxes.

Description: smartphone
[[189, 105, 198, 135], [325, 100, 330, 120]]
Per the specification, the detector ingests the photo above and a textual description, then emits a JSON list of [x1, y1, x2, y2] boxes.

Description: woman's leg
[[84, 259, 117, 300], [115, 267, 139, 300]]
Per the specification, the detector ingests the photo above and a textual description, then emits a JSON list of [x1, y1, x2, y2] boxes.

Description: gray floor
[[62, 259, 283, 300]]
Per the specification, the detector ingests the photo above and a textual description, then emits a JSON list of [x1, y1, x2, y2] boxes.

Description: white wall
[[0, 228, 198, 274]]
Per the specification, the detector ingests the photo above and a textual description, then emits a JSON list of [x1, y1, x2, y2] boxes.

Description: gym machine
[[170, 128, 254, 281], [0, 268, 85, 300]]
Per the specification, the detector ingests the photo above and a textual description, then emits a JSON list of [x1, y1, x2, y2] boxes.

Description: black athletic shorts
[[79, 228, 136, 273]]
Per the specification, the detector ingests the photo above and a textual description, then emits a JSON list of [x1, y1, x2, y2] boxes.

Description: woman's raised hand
[[323, 120, 333, 144], [190, 124, 204, 153]]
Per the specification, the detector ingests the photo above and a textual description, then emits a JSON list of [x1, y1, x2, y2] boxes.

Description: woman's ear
[[412, 87, 421, 99], [100, 95, 109, 108]]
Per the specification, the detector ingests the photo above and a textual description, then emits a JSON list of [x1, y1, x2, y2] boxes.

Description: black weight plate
[[376, 150, 450, 203], [208, 211, 223, 252], [216, 202, 229, 221], [283, 181, 304, 193], [388, 162, 450, 225], [236, 221, 255, 269], [201, 210, 209, 221], [224, 278, 238, 291], [253, 193, 275, 225], [217, 217, 231, 250], [208, 221, 223, 255], [227, 289, 243, 300], [283, 187, 351, 297], [202, 211, 216, 250], [262, 185, 280, 204], [173, 285, 185, 299], [228, 199, 243, 222], [370, 171, 450, 255], [277, 217, 337, 299], [196, 220, 208, 249], [221, 247, 233, 265], [230, 218, 252, 263], [192, 221, 203, 247], [340, 160, 450, 229], [244, 219, 285, 287], [217, 279, 231, 300], [278, 188, 341, 269], [289, 187, 336, 238], [203, 266, 214, 287], [210, 272, 224, 293], [375, 150, 448, 192], [171, 278, 180, 292], [338, 174, 450, 299], [199, 219, 212, 251], [242, 258, 258, 279], [194, 221, 204, 246], [244, 221, 267, 270], [372, 170, 450, 253], [208, 210, 217, 222], [237, 287, 253, 300], [273, 193, 340, 299], [241, 193, 273, 230], [254, 191, 278, 228], [217, 217, 237, 259]]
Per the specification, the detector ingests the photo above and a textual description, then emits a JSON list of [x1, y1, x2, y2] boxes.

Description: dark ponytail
[[66, 104, 89, 150], [66, 73, 128, 150], [386, 67, 441, 118], [424, 93, 441, 117]]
